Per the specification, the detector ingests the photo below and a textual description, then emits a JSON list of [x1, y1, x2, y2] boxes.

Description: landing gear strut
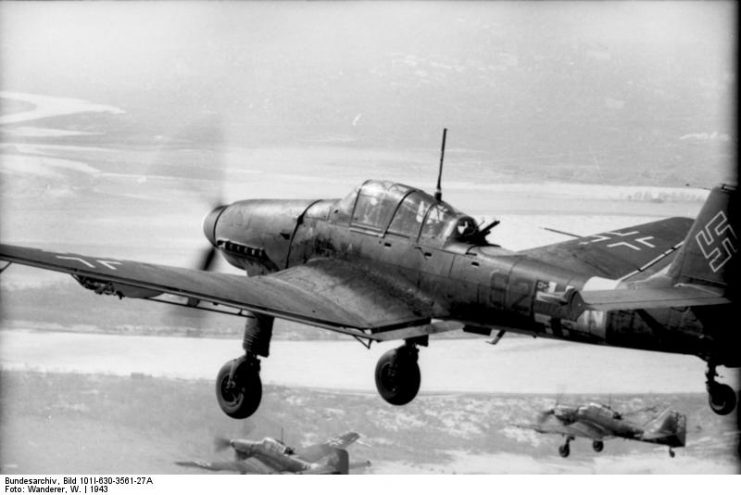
[[558, 436, 573, 458], [216, 313, 273, 419], [375, 340, 421, 406], [706, 362, 736, 416]]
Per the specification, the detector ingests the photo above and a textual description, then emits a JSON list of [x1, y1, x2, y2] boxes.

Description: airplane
[[0, 131, 738, 420], [175, 431, 369, 474], [522, 402, 687, 458]]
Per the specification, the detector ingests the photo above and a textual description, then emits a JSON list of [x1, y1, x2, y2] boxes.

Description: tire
[[708, 383, 736, 416], [558, 444, 570, 458], [215, 360, 262, 419], [374, 348, 421, 406], [592, 441, 604, 453]]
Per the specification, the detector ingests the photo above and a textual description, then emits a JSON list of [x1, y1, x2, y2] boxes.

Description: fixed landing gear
[[669, 448, 676, 458], [558, 436, 573, 458], [375, 341, 421, 406], [216, 313, 273, 419], [706, 363, 737, 416], [592, 440, 604, 453], [216, 356, 262, 419]]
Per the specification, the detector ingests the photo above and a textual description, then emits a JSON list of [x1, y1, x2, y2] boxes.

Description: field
[[1, 370, 738, 474]]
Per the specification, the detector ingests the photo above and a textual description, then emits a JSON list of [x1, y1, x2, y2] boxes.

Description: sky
[[1, 1, 735, 155]]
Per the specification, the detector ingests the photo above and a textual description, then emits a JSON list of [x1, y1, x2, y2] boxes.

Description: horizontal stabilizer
[[522, 217, 694, 280], [581, 284, 728, 312]]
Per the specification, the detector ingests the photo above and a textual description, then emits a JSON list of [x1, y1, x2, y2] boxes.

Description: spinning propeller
[[145, 118, 232, 307], [194, 121, 227, 274], [214, 419, 257, 453]]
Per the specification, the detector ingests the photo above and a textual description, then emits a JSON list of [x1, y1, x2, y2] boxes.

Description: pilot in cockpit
[[456, 217, 478, 238]]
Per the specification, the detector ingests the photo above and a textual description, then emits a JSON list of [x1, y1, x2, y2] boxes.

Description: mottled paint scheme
[[206, 180, 736, 367], [0, 182, 736, 369], [533, 402, 686, 448]]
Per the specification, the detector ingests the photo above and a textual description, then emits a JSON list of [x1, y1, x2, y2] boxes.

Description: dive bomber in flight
[[0, 142, 737, 420]]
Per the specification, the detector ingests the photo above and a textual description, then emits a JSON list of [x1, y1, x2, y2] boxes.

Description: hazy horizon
[[1, 1, 735, 186]]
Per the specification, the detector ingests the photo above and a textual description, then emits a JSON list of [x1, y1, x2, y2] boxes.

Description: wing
[[175, 459, 272, 474], [527, 421, 575, 437], [521, 217, 694, 280], [525, 415, 607, 440], [0, 243, 440, 339], [533, 421, 607, 441]]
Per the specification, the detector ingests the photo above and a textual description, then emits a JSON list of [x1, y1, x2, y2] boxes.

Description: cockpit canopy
[[329, 180, 480, 244], [262, 437, 294, 455]]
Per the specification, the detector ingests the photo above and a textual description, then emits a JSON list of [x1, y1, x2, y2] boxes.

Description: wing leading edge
[[525, 419, 607, 441], [0, 243, 436, 338]]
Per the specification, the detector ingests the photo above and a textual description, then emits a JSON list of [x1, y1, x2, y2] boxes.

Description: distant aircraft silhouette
[[522, 402, 686, 458], [176, 431, 369, 474]]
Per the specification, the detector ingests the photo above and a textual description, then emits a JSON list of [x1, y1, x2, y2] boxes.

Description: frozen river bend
[[1, 328, 734, 395]]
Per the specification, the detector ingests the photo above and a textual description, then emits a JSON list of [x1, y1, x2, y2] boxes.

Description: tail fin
[[669, 184, 738, 291], [318, 448, 350, 474], [641, 409, 687, 447]]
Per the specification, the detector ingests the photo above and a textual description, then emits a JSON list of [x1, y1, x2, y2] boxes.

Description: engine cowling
[[203, 199, 316, 275]]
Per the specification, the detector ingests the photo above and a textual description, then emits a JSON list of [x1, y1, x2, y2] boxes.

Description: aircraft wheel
[[669, 449, 676, 458], [558, 443, 570, 458], [592, 441, 604, 453], [708, 383, 736, 416], [374, 347, 421, 406], [216, 359, 262, 419]]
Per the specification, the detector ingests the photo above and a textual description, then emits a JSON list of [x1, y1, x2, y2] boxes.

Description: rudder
[[669, 184, 738, 291], [642, 409, 687, 447]]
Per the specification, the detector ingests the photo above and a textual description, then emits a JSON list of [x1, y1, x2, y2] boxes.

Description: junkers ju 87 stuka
[[1, 131, 737, 419], [522, 402, 687, 458]]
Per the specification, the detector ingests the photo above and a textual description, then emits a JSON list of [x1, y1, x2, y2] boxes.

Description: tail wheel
[[592, 440, 604, 453], [216, 359, 262, 419], [708, 383, 736, 416], [558, 443, 570, 458], [375, 347, 421, 406]]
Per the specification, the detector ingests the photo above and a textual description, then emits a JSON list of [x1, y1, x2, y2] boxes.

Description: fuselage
[[231, 438, 306, 473], [230, 438, 346, 474], [546, 403, 685, 447], [550, 403, 641, 440], [204, 180, 735, 366]]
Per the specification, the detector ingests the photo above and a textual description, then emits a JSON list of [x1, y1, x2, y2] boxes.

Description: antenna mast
[[435, 128, 447, 201]]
